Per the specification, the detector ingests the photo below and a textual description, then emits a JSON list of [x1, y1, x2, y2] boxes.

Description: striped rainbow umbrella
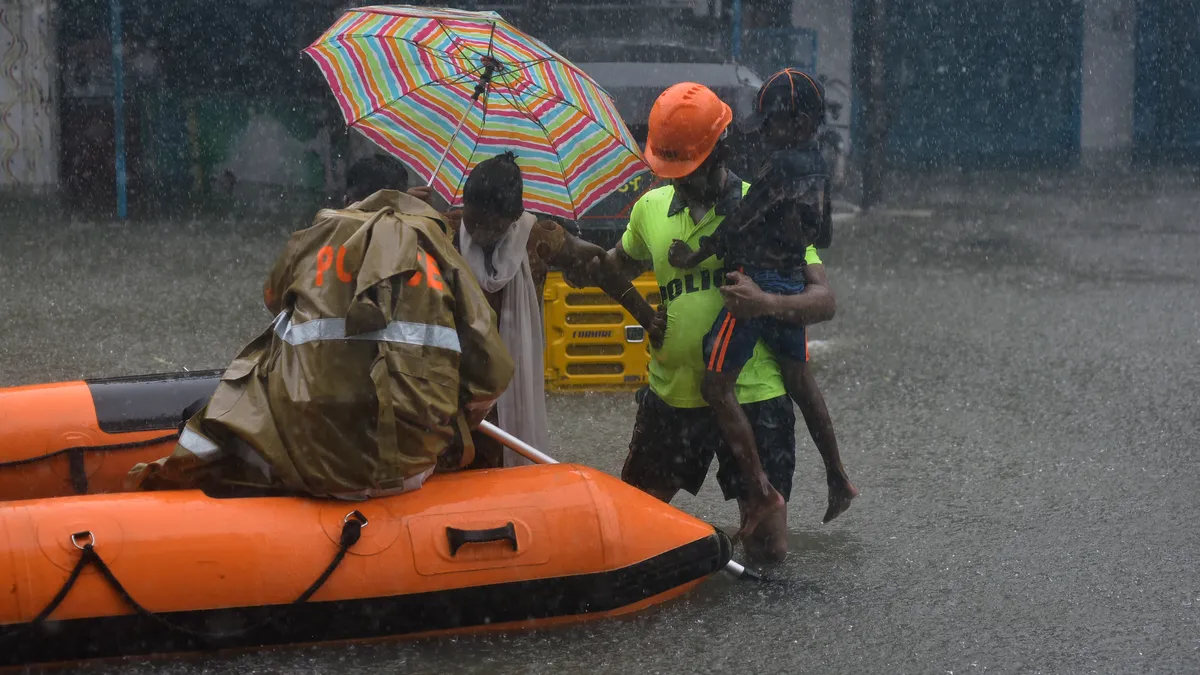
[[304, 5, 648, 220]]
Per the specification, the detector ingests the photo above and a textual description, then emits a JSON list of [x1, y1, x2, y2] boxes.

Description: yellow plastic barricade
[[543, 271, 661, 392]]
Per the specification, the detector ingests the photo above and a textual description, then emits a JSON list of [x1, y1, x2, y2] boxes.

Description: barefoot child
[[668, 69, 857, 533]]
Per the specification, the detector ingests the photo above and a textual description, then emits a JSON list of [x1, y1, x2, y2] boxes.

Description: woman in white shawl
[[451, 152, 663, 466]]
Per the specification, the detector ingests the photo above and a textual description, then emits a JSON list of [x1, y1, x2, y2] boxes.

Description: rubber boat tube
[[0, 374, 734, 666], [0, 371, 221, 500], [0, 464, 733, 666]]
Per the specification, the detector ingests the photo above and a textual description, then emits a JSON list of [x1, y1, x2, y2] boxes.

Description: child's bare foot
[[736, 485, 786, 541], [822, 480, 858, 524]]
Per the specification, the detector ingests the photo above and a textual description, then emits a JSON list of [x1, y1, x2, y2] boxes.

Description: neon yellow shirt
[[621, 179, 822, 408]]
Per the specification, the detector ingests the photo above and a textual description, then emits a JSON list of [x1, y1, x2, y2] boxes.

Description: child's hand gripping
[[667, 239, 695, 269]]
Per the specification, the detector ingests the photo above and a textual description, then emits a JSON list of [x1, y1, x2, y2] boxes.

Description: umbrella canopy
[[304, 5, 648, 220]]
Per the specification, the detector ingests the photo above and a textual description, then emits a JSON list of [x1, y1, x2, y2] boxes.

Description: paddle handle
[[477, 420, 559, 465]]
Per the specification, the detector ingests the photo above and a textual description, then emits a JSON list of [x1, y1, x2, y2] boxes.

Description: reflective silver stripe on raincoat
[[178, 428, 224, 460], [178, 429, 273, 481], [228, 437, 274, 481], [272, 312, 460, 352]]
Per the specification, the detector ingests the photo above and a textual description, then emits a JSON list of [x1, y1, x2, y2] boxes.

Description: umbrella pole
[[426, 101, 477, 189], [427, 64, 495, 189]]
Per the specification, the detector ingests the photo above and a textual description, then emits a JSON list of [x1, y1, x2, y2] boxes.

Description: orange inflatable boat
[[0, 374, 734, 667], [0, 371, 221, 501]]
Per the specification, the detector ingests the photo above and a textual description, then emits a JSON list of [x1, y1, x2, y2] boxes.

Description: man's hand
[[584, 253, 605, 281], [562, 266, 592, 289], [465, 399, 495, 429], [668, 239, 695, 269], [571, 237, 607, 262], [647, 304, 667, 349], [560, 238, 607, 288], [587, 242, 650, 285], [719, 271, 773, 319], [406, 186, 435, 205]]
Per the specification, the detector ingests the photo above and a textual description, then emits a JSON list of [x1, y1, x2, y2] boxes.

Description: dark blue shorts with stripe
[[703, 269, 808, 373]]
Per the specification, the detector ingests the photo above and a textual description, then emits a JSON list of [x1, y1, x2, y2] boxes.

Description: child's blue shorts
[[703, 269, 808, 374]]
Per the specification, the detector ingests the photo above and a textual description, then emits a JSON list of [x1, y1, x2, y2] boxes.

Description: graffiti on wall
[[0, 0, 56, 188]]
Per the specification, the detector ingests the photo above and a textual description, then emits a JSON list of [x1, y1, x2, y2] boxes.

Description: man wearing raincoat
[[127, 177, 513, 499]]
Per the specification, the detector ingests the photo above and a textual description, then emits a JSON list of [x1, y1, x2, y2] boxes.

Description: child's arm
[[668, 167, 777, 271], [718, 263, 836, 325]]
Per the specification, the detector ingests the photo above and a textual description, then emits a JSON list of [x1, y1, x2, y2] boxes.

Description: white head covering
[[458, 212, 549, 465]]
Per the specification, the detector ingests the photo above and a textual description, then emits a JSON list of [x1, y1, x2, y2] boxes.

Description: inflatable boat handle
[[446, 522, 519, 556]]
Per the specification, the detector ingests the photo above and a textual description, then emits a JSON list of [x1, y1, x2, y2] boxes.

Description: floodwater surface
[[2, 172, 1198, 674]]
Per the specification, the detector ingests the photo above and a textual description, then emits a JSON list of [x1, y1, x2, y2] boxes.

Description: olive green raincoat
[[127, 190, 513, 498]]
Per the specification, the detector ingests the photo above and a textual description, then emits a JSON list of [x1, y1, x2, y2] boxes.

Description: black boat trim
[[86, 370, 222, 434], [0, 532, 732, 666]]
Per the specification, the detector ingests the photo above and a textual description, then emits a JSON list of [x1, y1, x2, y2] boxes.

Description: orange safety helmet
[[644, 83, 734, 179]]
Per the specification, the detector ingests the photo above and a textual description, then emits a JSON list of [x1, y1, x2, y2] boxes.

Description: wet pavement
[[2, 170, 1199, 673]]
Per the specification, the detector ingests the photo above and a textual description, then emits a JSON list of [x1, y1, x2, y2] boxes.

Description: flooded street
[[3, 171, 1199, 673]]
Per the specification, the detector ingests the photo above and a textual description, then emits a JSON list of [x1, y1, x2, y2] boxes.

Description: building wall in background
[[797, 0, 1138, 170], [790, 1, 853, 117], [1133, 0, 1200, 164], [51, 0, 343, 212], [0, 0, 1176, 206], [1080, 0, 1135, 164], [868, 0, 1085, 169], [0, 0, 58, 190]]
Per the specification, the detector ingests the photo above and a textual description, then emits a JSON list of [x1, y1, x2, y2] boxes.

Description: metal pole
[[426, 99, 477, 189], [724, 559, 762, 581], [859, 0, 887, 210], [730, 0, 743, 62], [427, 64, 493, 189], [110, 0, 127, 219], [478, 421, 559, 465]]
